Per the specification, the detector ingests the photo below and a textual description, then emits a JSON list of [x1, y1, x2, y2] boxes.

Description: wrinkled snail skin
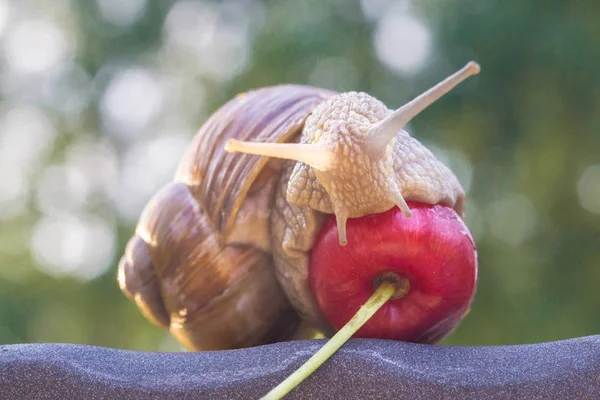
[[270, 162, 334, 335], [118, 62, 480, 350]]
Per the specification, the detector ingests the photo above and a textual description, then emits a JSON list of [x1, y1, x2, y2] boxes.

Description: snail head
[[225, 62, 480, 245]]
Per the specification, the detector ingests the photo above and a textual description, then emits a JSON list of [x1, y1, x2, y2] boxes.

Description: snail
[[118, 62, 480, 354]]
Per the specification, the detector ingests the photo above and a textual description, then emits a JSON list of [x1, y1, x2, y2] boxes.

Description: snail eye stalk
[[364, 61, 481, 160], [224, 140, 335, 172]]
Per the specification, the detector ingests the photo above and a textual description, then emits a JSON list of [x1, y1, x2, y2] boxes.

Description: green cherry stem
[[261, 280, 397, 400]]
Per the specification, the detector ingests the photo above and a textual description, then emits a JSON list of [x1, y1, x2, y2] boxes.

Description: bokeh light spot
[[35, 165, 89, 216], [41, 62, 93, 118], [100, 67, 164, 140], [4, 19, 73, 75], [163, 0, 262, 81], [0, 0, 11, 39], [0, 106, 56, 172], [374, 12, 431, 75], [360, 0, 408, 21], [65, 139, 119, 205], [31, 214, 115, 282], [96, 0, 147, 27], [577, 164, 600, 216], [487, 193, 538, 247], [114, 134, 191, 222]]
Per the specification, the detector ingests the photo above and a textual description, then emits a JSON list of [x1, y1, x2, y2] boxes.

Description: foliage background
[[0, 0, 599, 351]]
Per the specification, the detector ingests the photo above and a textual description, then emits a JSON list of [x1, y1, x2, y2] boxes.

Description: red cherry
[[309, 201, 478, 344]]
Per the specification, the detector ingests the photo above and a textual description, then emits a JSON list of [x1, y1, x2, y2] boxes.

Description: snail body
[[118, 63, 480, 350]]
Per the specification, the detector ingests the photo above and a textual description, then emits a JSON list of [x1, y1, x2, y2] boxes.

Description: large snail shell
[[120, 182, 298, 350], [118, 85, 336, 350]]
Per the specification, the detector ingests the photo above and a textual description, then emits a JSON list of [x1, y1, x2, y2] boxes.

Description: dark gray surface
[[0, 336, 599, 399]]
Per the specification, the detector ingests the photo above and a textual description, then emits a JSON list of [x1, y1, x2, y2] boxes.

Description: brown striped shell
[[118, 85, 336, 351]]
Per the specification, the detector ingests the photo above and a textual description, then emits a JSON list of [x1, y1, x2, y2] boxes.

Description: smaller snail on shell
[[118, 62, 480, 354]]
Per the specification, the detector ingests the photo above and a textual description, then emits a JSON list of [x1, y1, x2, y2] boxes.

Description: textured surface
[[1, 336, 599, 400], [271, 162, 331, 335], [286, 91, 465, 226]]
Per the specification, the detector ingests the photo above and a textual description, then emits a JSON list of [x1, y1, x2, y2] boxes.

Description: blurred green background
[[0, 0, 599, 351]]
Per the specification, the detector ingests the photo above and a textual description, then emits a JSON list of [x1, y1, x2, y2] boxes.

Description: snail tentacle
[[364, 61, 480, 159], [224, 139, 335, 172]]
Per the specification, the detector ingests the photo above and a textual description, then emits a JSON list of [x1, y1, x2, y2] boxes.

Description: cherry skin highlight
[[309, 201, 478, 344]]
